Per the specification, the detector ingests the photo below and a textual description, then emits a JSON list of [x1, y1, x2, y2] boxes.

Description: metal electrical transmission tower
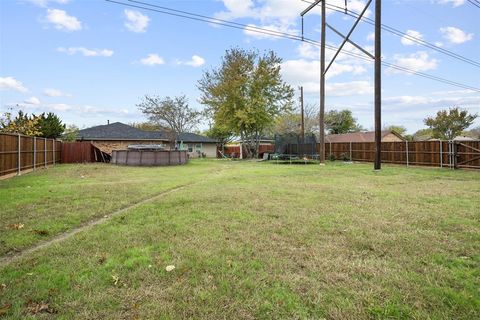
[[300, 0, 382, 169]]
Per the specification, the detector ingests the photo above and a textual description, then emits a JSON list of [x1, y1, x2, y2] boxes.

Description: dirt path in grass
[[0, 163, 233, 268]]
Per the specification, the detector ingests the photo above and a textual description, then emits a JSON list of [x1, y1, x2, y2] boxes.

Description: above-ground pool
[[111, 145, 188, 166]]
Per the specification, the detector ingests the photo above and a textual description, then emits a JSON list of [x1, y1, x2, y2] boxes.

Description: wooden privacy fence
[[0, 133, 61, 177], [285, 141, 480, 169], [61, 142, 110, 163]]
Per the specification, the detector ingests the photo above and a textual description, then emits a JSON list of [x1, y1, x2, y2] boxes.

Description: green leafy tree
[[0, 110, 41, 136], [412, 128, 434, 141], [137, 95, 202, 133], [62, 124, 80, 141], [325, 109, 363, 134], [37, 112, 65, 138], [198, 48, 294, 158], [383, 125, 407, 136], [424, 107, 477, 140]]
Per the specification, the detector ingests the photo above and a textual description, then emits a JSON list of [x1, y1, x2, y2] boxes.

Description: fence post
[[17, 134, 21, 175], [454, 141, 459, 169], [349, 142, 352, 161], [405, 140, 409, 167], [33, 136, 36, 171], [52, 139, 55, 165], [439, 140, 442, 168], [44, 138, 47, 168]]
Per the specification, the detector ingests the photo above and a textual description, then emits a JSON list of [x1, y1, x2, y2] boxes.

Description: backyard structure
[[0, 132, 61, 178], [111, 145, 188, 166], [274, 132, 480, 169], [76, 122, 217, 158]]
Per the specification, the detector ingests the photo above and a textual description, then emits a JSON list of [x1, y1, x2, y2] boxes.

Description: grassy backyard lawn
[[0, 160, 479, 319]]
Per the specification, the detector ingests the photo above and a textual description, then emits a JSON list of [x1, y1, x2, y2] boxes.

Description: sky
[[1, 0, 479, 134]]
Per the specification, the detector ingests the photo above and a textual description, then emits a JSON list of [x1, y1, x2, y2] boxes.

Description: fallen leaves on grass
[[32, 229, 49, 236], [8, 223, 24, 230], [0, 304, 11, 316], [0, 283, 6, 291], [165, 265, 175, 272], [25, 301, 56, 315]]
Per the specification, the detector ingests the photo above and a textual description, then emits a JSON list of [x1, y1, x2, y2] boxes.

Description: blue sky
[[1, 0, 479, 134]]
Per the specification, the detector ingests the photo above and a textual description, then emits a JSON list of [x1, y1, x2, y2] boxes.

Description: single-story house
[[76, 122, 218, 157], [325, 130, 405, 143]]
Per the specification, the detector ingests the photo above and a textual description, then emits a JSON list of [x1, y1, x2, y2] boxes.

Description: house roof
[[77, 122, 217, 143], [77, 122, 166, 140], [325, 131, 404, 143], [177, 132, 217, 143]]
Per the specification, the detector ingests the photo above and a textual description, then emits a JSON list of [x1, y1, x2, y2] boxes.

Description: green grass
[[1, 160, 479, 319]]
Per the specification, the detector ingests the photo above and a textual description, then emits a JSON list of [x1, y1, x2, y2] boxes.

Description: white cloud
[[25, 0, 69, 7], [434, 0, 465, 7], [140, 54, 165, 66], [45, 9, 82, 31], [49, 103, 73, 111], [124, 9, 150, 33], [0, 77, 28, 93], [326, 81, 374, 97], [57, 47, 114, 57], [401, 30, 423, 46], [440, 26, 474, 44], [388, 51, 438, 74], [243, 22, 298, 40], [24, 97, 41, 105], [297, 42, 318, 59], [177, 55, 205, 67], [366, 32, 375, 42], [44, 88, 71, 97], [214, 0, 371, 40]]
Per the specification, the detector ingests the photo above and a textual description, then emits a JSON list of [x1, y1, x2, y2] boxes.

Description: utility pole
[[374, 0, 382, 170], [302, 0, 376, 168], [300, 86, 305, 144], [319, 0, 326, 163]]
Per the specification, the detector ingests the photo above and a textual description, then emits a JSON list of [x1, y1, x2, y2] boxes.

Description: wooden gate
[[454, 141, 480, 169]]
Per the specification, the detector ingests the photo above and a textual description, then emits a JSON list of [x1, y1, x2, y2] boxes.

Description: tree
[[63, 124, 79, 141], [198, 48, 294, 158], [0, 110, 41, 136], [412, 128, 433, 141], [274, 103, 318, 136], [129, 121, 166, 131], [383, 124, 407, 136], [37, 112, 65, 138], [424, 107, 477, 140], [137, 95, 202, 133], [325, 109, 363, 134], [465, 126, 480, 139]]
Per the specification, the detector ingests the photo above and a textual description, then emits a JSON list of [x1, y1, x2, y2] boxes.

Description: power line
[[301, 0, 480, 68], [467, 0, 480, 9], [105, 0, 480, 92]]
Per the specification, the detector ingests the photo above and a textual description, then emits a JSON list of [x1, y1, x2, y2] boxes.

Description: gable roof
[[77, 122, 166, 140], [77, 122, 217, 143], [325, 131, 404, 143]]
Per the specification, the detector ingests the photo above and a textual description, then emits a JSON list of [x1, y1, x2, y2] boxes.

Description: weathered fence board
[[0, 133, 61, 177]]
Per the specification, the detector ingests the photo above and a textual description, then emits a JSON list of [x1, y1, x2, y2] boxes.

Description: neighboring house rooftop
[[325, 131, 404, 143], [77, 122, 217, 143], [177, 132, 217, 143]]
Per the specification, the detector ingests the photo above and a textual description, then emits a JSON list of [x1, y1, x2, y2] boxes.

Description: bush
[[328, 153, 336, 161], [341, 153, 351, 162]]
